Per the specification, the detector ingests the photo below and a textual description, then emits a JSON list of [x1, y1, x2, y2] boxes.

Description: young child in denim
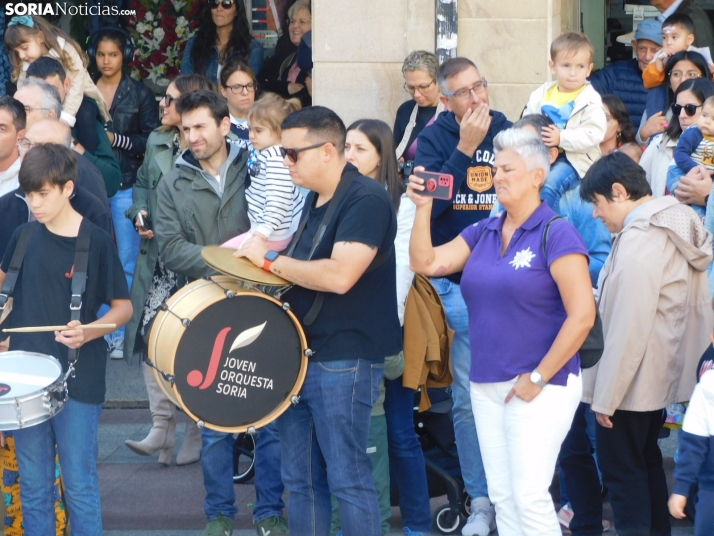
[[523, 32, 607, 209], [669, 356, 714, 536]]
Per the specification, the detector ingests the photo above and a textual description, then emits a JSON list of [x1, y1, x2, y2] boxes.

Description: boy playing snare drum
[[0, 144, 131, 534]]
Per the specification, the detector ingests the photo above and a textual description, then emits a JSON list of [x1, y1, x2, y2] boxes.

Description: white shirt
[[658, 0, 684, 21], [0, 157, 21, 198]]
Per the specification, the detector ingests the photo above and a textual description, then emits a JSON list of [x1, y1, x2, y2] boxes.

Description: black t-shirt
[[1, 222, 130, 404], [283, 167, 402, 362], [393, 100, 438, 160]]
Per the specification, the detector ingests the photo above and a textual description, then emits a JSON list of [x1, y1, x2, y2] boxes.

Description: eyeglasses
[[224, 82, 257, 94], [18, 138, 33, 153], [404, 80, 435, 95], [23, 105, 50, 113], [210, 0, 234, 9], [443, 79, 488, 100], [669, 70, 702, 81], [161, 92, 177, 107], [672, 103, 703, 117], [280, 142, 328, 163]]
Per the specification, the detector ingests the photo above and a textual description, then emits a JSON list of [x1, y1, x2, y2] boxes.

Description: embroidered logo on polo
[[509, 247, 536, 270]]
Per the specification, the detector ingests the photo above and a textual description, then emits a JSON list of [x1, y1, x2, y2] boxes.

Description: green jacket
[[156, 141, 250, 280], [73, 118, 122, 197], [122, 127, 177, 361]]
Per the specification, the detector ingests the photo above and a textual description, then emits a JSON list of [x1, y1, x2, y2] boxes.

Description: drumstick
[[2, 324, 117, 333]]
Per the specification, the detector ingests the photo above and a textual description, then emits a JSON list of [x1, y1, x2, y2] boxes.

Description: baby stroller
[[391, 387, 470, 534]]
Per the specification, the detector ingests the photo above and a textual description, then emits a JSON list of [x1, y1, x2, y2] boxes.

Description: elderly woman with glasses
[[180, 0, 264, 85], [394, 50, 443, 165], [259, 0, 312, 108], [409, 129, 595, 536]]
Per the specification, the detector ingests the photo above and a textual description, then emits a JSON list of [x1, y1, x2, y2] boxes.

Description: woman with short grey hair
[[408, 128, 595, 535], [394, 50, 443, 163]]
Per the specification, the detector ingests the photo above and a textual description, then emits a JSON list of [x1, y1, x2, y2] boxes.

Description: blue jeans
[[667, 164, 706, 217], [14, 398, 103, 536], [430, 277, 488, 499], [277, 357, 384, 536], [253, 421, 285, 523], [384, 377, 432, 532], [558, 403, 603, 536], [542, 157, 579, 210], [108, 187, 140, 342]]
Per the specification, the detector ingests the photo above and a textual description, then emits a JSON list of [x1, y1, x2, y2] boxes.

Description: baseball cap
[[616, 19, 663, 45]]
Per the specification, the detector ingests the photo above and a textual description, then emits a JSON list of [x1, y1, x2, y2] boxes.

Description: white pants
[[470, 373, 582, 536]]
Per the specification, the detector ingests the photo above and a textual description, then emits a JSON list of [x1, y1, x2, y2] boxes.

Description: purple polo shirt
[[459, 202, 588, 386]]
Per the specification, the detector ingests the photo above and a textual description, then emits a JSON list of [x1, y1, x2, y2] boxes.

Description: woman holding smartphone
[[123, 74, 217, 467]]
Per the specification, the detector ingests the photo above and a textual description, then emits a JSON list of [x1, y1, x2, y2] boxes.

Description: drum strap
[[285, 168, 393, 327], [0, 221, 39, 313], [67, 219, 93, 371]]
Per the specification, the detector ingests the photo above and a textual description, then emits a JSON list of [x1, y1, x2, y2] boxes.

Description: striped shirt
[[246, 145, 304, 240]]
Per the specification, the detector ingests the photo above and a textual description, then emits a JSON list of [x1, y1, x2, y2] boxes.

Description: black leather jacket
[[104, 73, 159, 189]]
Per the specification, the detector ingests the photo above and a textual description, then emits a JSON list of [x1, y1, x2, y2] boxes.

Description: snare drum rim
[[148, 276, 309, 433]]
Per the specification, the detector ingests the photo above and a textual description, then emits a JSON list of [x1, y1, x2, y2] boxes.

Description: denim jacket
[[180, 38, 264, 84], [104, 73, 160, 189]]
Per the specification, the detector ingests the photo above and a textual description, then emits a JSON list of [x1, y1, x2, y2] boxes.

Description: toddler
[[523, 32, 607, 209], [4, 15, 109, 126], [668, 358, 714, 536], [224, 93, 304, 252], [673, 95, 714, 174], [643, 13, 702, 89]]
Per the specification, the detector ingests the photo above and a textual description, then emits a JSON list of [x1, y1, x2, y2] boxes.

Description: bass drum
[[148, 276, 307, 433]]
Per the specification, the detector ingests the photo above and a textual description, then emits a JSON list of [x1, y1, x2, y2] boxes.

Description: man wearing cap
[[651, 0, 714, 50], [589, 19, 662, 126]]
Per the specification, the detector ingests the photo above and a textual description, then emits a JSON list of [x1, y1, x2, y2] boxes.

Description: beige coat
[[583, 196, 713, 415], [19, 36, 109, 126], [523, 81, 607, 178]]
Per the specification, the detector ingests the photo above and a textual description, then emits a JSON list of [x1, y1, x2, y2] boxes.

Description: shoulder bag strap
[[66, 219, 93, 372], [541, 215, 564, 258], [395, 103, 420, 160]]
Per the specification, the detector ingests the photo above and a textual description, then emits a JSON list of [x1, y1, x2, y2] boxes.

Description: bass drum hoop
[[148, 276, 308, 433]]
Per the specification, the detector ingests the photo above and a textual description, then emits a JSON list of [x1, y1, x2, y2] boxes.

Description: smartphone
[[136, 212, 153, 231], [415, 171, 454, 200]]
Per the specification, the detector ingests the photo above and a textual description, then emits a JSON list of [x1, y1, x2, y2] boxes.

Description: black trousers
[[596, 409, 671, 536]]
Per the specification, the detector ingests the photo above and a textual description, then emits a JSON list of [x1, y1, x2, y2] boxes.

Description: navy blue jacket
[[415, 110, 512, 281], [589, 58, 646, 126]]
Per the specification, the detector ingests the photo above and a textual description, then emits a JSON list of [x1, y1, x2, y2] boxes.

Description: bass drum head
[[151, 278, 307, 433]]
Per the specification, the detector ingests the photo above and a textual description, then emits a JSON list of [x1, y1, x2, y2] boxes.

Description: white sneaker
[[109, 338, 124, 360], [462, 496, 496, 536]]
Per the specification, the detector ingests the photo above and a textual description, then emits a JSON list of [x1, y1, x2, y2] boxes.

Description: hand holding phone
[[414, 171, 454, 200]]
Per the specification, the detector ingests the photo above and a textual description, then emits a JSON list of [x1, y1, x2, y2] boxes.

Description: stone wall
[[312, 0, 571, 126]]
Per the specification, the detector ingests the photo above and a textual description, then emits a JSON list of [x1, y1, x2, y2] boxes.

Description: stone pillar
[[312, 0, 435, 127], [458, 0, 563, 121]]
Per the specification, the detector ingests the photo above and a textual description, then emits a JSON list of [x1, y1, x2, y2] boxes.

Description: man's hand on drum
[[0, 431, 4, 447], [54, 320, 85, 349], [233, 235, 269, 267]]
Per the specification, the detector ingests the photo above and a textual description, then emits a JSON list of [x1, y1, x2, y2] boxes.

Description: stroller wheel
[[232, 433, 255, 483], [461, 492, 472, 518], [433, 504, 461, 534]]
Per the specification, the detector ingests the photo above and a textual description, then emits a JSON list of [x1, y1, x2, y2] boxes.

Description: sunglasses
[[162, 92, 177, 107], [671, 103, 703, 117], [210, 0, 235, 9], [280, 142, 327, 163]]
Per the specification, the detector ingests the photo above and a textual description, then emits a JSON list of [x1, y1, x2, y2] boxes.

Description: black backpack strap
[[541, 215, 564, 260], [0, 222, 39, 312], [66, 219, 93, 372]]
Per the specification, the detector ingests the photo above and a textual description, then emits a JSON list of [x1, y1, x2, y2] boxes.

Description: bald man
[[23, 119, 109, 210]]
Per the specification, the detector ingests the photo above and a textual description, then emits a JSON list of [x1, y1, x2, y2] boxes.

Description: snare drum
[[0, 351, 68, 431], [148, 276, 308, 433]]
